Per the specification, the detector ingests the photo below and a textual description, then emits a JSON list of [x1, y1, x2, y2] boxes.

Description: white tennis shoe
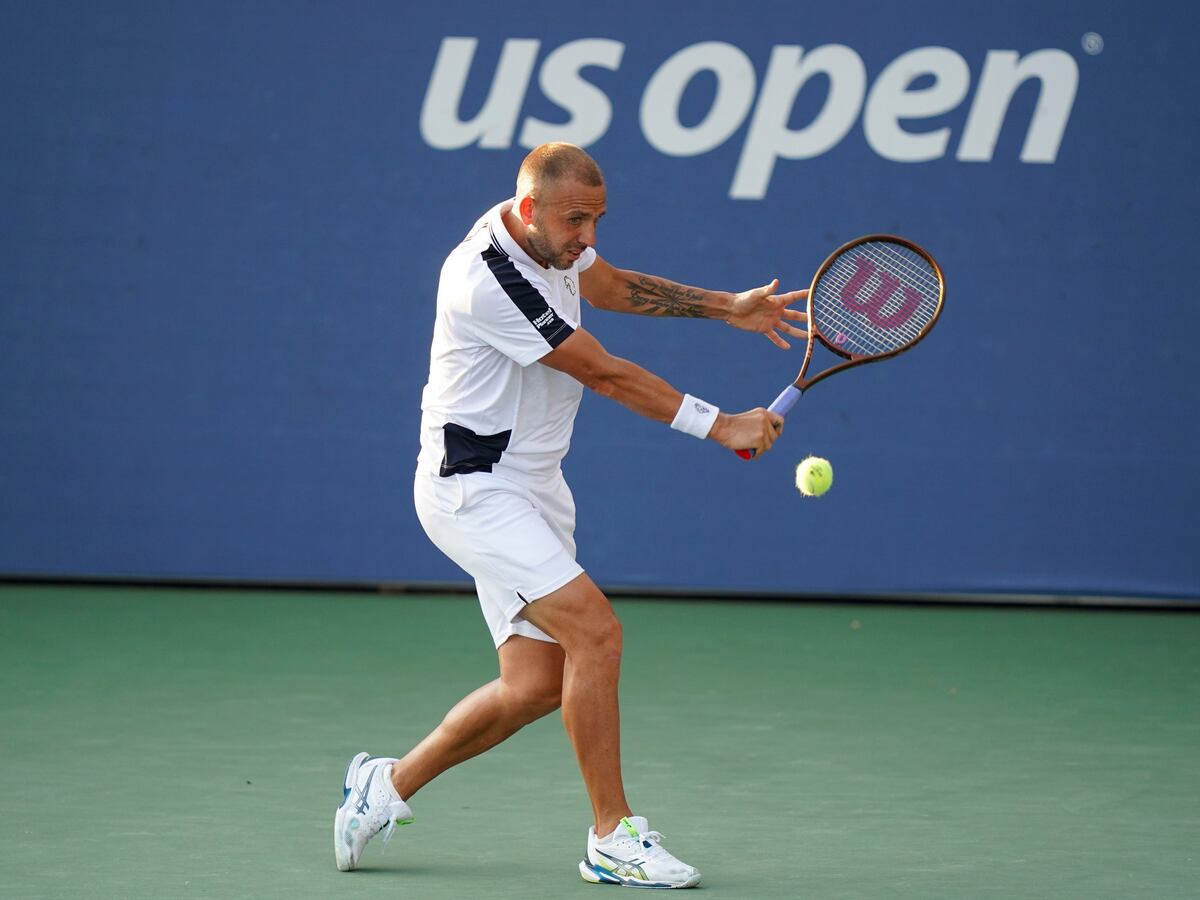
[[579, 815, 702, 889], [333, 751, 414, 871]]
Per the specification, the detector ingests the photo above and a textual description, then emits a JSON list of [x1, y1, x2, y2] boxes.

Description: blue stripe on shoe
[[582, 861, 674, 889], [339, 752, 368, 810], [583, 861, 622, 884]]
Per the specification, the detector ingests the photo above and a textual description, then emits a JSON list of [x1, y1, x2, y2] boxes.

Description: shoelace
[[615, 828, 668, 859], [643, 831, 669, 859], [379, 800, 409, 845]]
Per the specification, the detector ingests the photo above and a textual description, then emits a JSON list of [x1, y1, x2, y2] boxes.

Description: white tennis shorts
[[413, 469, 584, 648]]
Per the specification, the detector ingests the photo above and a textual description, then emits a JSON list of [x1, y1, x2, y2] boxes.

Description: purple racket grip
[[768, 385, 802, 416], [735, 386, 802, 459]]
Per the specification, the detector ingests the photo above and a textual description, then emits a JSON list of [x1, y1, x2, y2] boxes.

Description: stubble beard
[[527, 231, 572, 270]]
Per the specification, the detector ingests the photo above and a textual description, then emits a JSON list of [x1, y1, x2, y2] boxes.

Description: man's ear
[[518, 194, 535, 225]]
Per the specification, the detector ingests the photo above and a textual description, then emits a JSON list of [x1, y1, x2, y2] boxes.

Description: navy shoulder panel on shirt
[[481, 245, 574, 349]]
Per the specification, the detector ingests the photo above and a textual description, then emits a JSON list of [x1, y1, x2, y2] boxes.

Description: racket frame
[[793, 233, 945, 394], [738, 234, 945, 457]]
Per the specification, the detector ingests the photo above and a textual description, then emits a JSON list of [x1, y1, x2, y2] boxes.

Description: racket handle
[[768, 385, 802, 415], [735, 386, 803, 460]]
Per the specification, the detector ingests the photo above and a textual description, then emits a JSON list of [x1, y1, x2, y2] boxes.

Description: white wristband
[[670, 394, 719, 439]]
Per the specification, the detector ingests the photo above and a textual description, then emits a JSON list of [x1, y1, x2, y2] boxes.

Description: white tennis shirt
[[417, 199, 596, 481]]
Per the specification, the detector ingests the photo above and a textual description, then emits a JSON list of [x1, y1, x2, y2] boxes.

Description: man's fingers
[[730, 408, 784, 457], [760, 411, 784, 452], [777, 323, 809, 339], [761, 422, 778, 452], [766, 331, 790, 350], [746, 279, 778, 301], [773, 288, 808, 305], [782, 308, 808, 322]]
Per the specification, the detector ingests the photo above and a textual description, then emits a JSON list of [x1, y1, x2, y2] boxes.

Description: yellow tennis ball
[[795, 456, 833, 496]]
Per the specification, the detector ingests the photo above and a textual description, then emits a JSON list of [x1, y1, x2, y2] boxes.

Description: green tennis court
[[2, 584, 1197, 898]]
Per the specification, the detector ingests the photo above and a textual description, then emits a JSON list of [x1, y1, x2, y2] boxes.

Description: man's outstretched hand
[[727, 279, 809, 349]]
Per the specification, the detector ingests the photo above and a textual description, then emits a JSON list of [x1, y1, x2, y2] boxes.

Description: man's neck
[[501, 206, 549, 269]]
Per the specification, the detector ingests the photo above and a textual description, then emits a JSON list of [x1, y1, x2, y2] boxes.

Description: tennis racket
[[737, 234, 945, 459]]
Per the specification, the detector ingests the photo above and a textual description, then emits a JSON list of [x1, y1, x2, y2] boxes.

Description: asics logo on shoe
[[596, 850, 647, 880], [612, 863, 647, 879], [353, 765, 377, 815]]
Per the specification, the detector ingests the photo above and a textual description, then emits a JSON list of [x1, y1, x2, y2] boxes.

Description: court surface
[[1, 585, 1197, 899]]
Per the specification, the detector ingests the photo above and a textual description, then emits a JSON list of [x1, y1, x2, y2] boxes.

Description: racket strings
[[813, 241, 941, 357], [818, 269, 927, 346], [819, 244, 937, 340], [817, 244, 938, 347]]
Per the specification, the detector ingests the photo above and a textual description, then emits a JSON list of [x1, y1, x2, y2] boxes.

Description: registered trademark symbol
[[1081, 32, 1104, 55]]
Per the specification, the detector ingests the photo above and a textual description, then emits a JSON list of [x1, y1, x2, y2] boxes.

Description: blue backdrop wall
[[2, 1, 1198, 598]]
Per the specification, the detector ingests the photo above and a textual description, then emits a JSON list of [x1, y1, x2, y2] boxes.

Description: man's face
[[524, 179, 607, 270]]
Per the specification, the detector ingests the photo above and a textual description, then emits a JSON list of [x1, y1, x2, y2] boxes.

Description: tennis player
[[334, 142, 808, 888]]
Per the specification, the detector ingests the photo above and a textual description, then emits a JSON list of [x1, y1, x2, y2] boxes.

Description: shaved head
[[516, 143, 604, 198], [504, 142, 607, 270]]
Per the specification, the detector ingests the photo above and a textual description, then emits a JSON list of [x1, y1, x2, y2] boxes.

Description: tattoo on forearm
[[622, 275, 712, 318]]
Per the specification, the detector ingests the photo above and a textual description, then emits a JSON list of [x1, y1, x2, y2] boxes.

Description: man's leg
[[515, 572, 632, 838], [390, 635, 565, 801], [517, 575, 702, 889], [335, 633, 565, 873]]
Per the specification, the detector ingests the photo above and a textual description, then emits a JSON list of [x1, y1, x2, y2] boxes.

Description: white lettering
[[519, 39, 625, 148], [416, 37, 1085, 197], [957, 49, 1079, 163], [420, 37, 539, 150], [864, 47, 971, 162], [639, 42, 756, 157], [732, 45, 867, 200]]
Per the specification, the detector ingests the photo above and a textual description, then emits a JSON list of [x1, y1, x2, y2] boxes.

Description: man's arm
[[539, 327, 783, 455], [578, 254, 809, 349], [579, 255, 730, 318]]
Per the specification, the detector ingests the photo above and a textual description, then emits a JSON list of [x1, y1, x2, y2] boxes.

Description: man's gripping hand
[[708, 408, 784, 457], [727, 279, 809, 350]]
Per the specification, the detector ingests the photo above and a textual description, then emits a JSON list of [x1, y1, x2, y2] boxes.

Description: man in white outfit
[[334, 142, 808, 888]]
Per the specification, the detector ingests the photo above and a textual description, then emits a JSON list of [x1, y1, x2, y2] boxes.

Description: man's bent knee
[[520, 576, 623, 659], [498, 636, 564, 720], [591, 612, 622, 660], [511, 681, 562, 719], [557, 608, 621, 663]]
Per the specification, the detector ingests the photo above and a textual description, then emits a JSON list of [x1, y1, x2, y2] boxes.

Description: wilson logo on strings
[[840, 257, 923, 330]]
